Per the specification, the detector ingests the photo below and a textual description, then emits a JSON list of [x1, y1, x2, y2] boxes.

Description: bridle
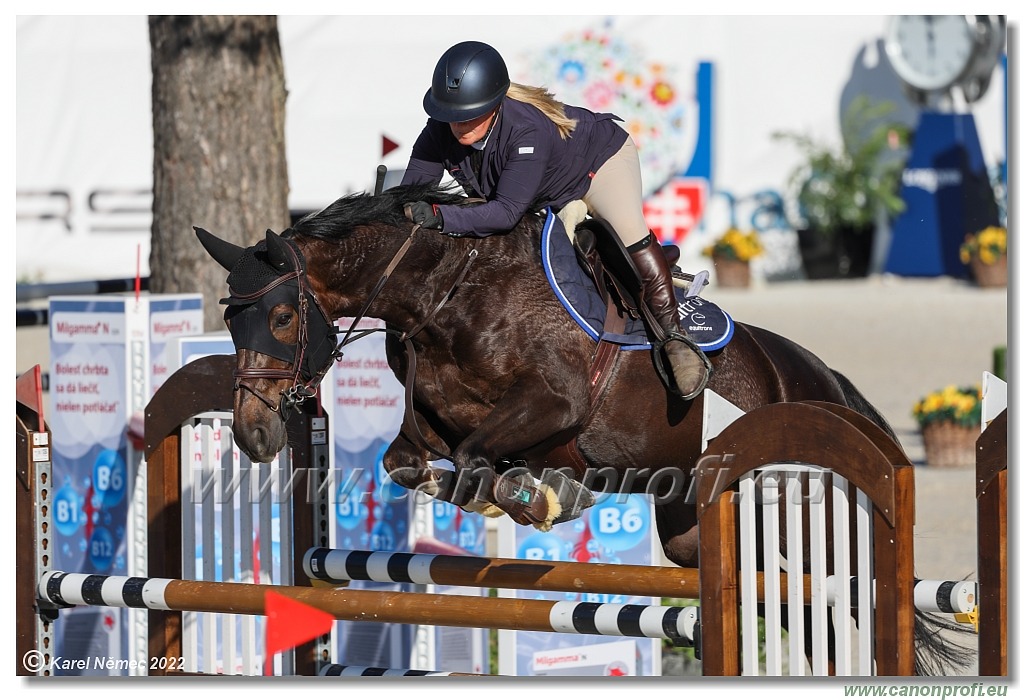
[[230, 221, 478, 458], [227, 238, 341, 419]]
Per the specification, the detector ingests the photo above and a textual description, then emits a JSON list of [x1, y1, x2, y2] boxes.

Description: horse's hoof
[[530, 483, 562, 532], [461, 499, 505, 519], [491, 471, 560, 529], [540, 470, 596, 526]]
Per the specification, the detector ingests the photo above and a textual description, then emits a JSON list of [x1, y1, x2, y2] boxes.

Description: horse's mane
[[292, 184, 488, 240]]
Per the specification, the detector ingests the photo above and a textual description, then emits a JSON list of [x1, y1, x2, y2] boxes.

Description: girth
[[527, 224, 632, 480]]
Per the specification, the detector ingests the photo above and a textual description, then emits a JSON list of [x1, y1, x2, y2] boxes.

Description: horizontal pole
[[38, 571, 698, 644], [303, 548, 977, 613], [303, 547, 702, 599], [16, 277, 149, 302], [16, 308, 49, 327], [319, 665, 487, 677]]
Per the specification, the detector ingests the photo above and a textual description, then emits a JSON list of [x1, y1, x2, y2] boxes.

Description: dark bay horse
[[196, 182, 969, 674]]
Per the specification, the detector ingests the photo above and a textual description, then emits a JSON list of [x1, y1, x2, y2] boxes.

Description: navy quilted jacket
[[401, 96, 626, 236]]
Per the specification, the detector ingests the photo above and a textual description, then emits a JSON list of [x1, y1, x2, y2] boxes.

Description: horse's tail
[[833, 368, 977, 675], [912, 609, 977, 675], [830, 369, 900, 442]]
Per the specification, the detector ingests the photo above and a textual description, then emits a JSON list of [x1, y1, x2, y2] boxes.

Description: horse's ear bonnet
[[195, 227, 290, 305], [220, 230, 302, 306]]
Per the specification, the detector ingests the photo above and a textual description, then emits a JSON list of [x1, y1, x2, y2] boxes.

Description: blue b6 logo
[[588, 495, 649, 552]]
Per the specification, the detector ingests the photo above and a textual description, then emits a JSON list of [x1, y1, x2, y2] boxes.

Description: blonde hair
[[505, 83, 577, 140]]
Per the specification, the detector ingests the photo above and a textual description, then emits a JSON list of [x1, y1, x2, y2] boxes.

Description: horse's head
[[196, 226, 339, 462]]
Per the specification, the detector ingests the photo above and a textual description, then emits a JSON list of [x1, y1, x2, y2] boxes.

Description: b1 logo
[[517, 531, 568, 562], [588, 495, 650, 552], [53, 483, 83, 537], [335, 493, 364, 530]]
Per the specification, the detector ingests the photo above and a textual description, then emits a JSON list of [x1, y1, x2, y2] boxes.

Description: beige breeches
[[581, 136, 650, 247]]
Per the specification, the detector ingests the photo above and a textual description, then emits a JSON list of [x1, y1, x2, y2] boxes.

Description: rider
[[401, 40, 711, 400]]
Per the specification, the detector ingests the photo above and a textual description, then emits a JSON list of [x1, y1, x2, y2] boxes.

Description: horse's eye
[[274, 312, 293, 328]]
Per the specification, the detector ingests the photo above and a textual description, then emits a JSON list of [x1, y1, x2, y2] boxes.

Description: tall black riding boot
[[628, 234, 712, 400]]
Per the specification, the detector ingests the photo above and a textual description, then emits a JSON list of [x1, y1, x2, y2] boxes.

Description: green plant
[[994, 346, 1007, 381], [912, 385, 982, 428], [773, 96, 910, 237]]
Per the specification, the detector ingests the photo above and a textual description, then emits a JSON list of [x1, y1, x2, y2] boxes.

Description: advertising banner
[[497, 494, 661, 676], [48, 294, 202, 674], [409, 498, 489, 674], [320, 319, 412, 668]]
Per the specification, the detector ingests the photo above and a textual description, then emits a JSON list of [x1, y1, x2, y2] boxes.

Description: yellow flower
[[960, 226, 1007, 265], [703, 228, 764, 262], [912, 384, 982, 428]]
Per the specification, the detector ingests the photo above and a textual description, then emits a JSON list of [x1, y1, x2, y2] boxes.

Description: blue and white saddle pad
[[540, 210, 734, 352]]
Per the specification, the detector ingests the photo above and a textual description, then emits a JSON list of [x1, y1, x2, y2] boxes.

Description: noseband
[[226, 238, 340, 419]]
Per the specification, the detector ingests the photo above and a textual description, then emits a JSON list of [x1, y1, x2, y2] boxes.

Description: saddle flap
[[578, 218, 643, 295], [574, 218, 647, 316]]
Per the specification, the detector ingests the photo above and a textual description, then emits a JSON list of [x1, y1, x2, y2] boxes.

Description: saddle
[[518, 216, 704, 510], [572, 218, 690, 326]]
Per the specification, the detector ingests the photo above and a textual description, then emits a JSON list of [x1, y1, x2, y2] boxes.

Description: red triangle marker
[[382, 134, 400, 158], [264, 591, 334, 675]]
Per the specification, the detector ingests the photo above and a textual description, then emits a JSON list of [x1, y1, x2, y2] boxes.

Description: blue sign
[[886, 111, 1001, 277]]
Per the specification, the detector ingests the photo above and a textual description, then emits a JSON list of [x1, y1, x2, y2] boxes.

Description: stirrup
[[652, 331, 713, 401]]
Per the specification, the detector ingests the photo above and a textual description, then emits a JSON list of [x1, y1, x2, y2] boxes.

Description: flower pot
[[712, 256, 751, 288], [838, 225, 875, 278], [796, 226, 874, 279], [969, 256, 1007, 288], [920, 421, 978, 468]]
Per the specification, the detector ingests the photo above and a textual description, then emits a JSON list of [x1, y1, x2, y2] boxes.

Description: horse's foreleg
[[381, 413, 502, 515], [380, 406, 457, 497], [450, 373, 591, 529], [381, 433, 440, 491]]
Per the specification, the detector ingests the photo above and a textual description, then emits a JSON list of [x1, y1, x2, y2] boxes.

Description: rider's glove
[[404, 201, 444, 230]]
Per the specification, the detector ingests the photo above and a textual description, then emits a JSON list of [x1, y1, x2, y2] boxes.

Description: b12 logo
[[89, 526, 115, 571]]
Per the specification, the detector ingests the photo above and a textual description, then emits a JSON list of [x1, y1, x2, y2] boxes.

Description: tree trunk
[[149, 15, 289, 331]]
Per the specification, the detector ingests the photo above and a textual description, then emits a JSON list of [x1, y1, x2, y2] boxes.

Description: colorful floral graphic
[[519, 24, 697, 197]]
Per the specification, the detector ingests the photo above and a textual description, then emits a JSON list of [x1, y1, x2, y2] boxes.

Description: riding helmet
[[423, 41, 510, 123]]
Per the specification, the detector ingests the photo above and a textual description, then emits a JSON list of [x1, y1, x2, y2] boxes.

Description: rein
[[334, 222, 479, 461]]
